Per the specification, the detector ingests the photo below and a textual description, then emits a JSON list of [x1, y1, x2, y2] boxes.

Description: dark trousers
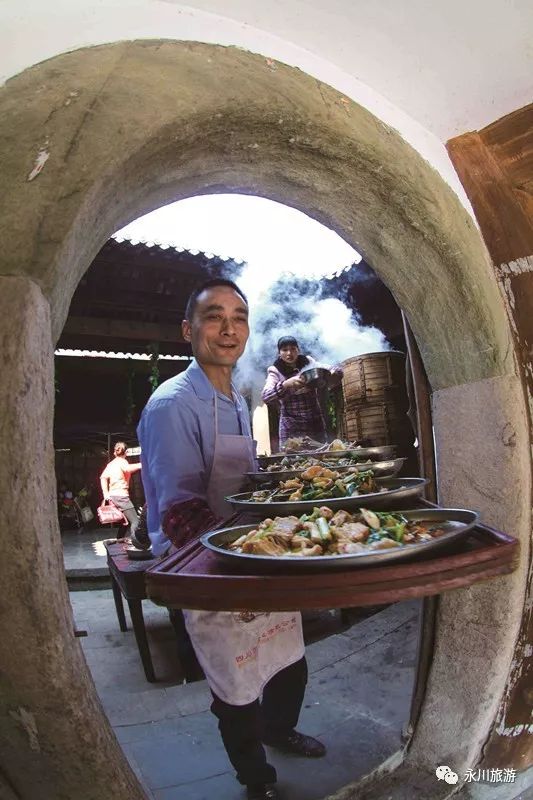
[[109, 496, 139, 538], [210, 657, 308, 786], [168, 609, 205, 682], [133, 503, 151, 548]]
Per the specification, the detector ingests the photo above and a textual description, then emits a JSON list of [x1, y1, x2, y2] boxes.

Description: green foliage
[[147, 343, 160, 393], [325, 390, 338, 432]]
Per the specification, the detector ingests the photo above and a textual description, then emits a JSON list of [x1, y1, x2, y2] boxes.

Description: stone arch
[[0, 40, 529, 800]]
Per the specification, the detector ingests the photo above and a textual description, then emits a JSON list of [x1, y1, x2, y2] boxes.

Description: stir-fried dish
[[282, 436, 324, 452], [261, 455, 376, 473], [282, 437, 359, 453], [249, 466, 385, 503], [226, 507, 447, 557], [263, 456, 322, 473], [325, 439, 359, 452]]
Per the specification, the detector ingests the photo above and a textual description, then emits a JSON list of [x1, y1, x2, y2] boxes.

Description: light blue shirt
[[137, 359, 253, 555]]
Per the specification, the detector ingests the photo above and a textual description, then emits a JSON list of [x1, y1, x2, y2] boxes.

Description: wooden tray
[[145, 504, 519, 611]]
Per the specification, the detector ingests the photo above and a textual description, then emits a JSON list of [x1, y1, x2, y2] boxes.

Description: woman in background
[[100, 441, 145, 547], [261, 336, 343, 449]]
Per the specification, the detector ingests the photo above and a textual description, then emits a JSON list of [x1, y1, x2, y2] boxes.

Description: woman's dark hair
[[185, 278, 248, 321], [277, 336, 299, 351], [113, 442, 127, 457], [274, 337, 310, 377]]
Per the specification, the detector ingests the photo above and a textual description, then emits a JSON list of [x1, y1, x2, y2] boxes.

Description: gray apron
[[183, 388, 304, 705]]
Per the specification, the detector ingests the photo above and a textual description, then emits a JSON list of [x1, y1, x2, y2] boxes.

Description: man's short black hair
[[184, 278, 248, 321]]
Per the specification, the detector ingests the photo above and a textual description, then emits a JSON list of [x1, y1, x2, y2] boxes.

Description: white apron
[[183, 387, 305, 705]]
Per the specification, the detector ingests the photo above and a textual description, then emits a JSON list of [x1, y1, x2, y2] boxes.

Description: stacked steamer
[[338, 351, 416, 463]]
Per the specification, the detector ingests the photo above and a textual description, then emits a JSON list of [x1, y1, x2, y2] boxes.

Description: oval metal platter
[[226, 477, 428, 515], [247, 457, 407, 484], [200, 508, 480, 571], [257, 445, 397, 464]]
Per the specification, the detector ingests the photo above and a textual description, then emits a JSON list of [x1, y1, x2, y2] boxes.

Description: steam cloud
[[232, 267, 389, 396]]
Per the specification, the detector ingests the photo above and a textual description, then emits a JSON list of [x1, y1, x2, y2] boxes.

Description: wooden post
[[401, 313, 437, 503]]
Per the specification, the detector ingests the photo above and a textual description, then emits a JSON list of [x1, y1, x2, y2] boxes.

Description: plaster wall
[[0, 41, 530, 799], [413, 375, 531, 768], [2, 0, 530, 210]]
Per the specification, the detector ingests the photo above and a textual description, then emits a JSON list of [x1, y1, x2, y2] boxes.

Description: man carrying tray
[[137, 278, 325, 800]]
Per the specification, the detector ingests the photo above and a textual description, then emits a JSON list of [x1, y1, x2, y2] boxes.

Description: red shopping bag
[[97, 501, 127, 526]]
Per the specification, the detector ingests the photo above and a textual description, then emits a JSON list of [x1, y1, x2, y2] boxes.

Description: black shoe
[[129, 531, 151, 550], [247, 784, 279, 800], [263, 730, 326, 758]]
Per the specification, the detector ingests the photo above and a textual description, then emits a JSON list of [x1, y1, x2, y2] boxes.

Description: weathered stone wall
[[0, 277, 145, 799], [0, 41, 514, 388], [0, 41, 529, 799]]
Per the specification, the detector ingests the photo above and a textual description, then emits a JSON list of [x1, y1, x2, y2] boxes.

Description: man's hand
[[283, 375, 305, 390], [162, 498, 219, 549]]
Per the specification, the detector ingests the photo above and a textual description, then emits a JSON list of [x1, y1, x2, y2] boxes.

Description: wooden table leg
[[110, 573, 128, 632], [127, 599, 156, 682]]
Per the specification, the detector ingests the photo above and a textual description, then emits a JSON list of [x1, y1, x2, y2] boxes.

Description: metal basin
[[298, 365, 331, 389]]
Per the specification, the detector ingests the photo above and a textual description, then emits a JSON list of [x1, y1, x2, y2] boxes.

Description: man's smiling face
[[182, 285, 249, 368]]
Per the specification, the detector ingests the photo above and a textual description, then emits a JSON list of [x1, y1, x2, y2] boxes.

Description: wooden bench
[[104, 540, 161, 682]]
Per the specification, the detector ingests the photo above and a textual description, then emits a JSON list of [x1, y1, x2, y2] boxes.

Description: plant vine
[[147, 343, 160, 393]]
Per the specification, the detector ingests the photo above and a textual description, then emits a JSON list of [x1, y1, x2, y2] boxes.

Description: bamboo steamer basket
[[339, 351, 413, 447], [342, 400, 413, 447], [341, 350, 406, 404]]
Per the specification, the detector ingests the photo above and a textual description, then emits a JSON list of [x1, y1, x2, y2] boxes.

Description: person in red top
[[99, 442, 143, 545]]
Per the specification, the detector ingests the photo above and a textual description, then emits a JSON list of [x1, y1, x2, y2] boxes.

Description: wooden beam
[[447, 105, 533, 266], [402, 312, 437, 503], [62, 316, 185, 343]]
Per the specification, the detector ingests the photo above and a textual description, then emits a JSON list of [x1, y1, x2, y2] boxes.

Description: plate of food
[[258, 444, 397, 464], [200, 507, 480, 570], [282, 437, 361, 454], [280, 436, 331, 453], [247, 457, 407, 484], [227, 476, 428, 514], [257, 453, 404, 472]]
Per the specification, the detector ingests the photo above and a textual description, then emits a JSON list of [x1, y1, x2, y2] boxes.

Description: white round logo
[[436, 765, 459, 785]]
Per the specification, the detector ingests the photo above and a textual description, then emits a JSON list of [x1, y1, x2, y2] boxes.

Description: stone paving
[[63, 527, 532, 800], [69, 583, 419, 800]]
